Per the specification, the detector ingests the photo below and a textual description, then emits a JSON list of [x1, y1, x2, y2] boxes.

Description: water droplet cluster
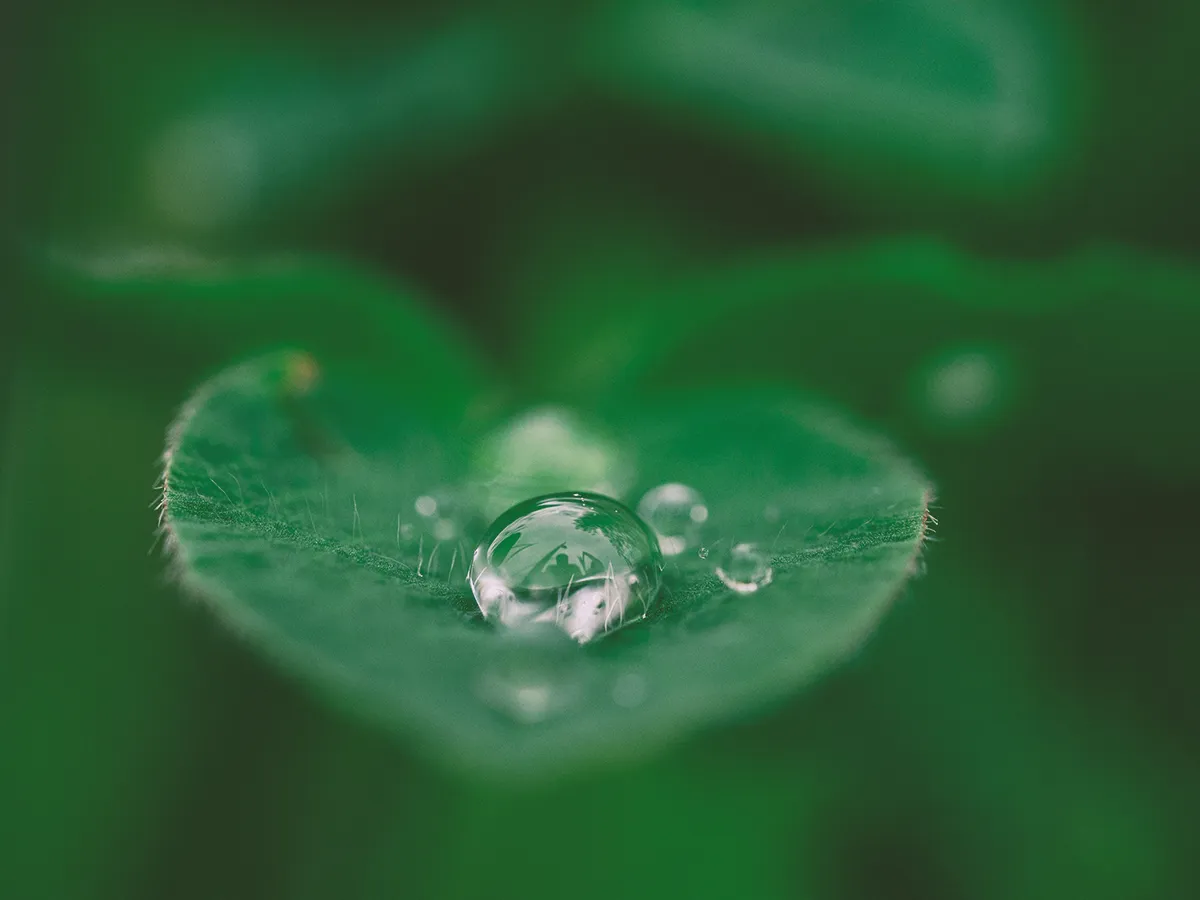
[[455, 412, 791, 655], [636, 482, 708, 556]]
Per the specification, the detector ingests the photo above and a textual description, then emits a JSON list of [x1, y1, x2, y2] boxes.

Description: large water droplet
[[637, 482, 708, 556], [468, 492, 663, 644], [714, 542, 774, 594]]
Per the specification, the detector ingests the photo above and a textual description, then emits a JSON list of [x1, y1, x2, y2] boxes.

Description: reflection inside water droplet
[[714, 542, 774, 594], [637, 482, 708, 556], [468, 492, 663, 644]]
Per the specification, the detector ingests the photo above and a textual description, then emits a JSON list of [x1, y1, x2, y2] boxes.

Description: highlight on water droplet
[[468, 492, 663, 644], [637, 482, 708, 556], [714, 542, 774, 595]]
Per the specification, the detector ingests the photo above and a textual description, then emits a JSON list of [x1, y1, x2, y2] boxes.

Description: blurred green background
[[4, 2, 1199, 898]]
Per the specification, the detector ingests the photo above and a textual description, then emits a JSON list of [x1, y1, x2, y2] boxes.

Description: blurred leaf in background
[[16, 4, 561, 249], [588, 0, 1081, 207]]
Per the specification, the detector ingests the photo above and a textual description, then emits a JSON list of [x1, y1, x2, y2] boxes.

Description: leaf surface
[[162, 351, 931, 777]]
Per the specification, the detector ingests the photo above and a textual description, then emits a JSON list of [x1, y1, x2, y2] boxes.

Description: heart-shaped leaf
[[161, 351, 931, 778]]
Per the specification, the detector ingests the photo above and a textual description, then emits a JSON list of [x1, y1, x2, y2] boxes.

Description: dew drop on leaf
[[468, 492, 664, 644], [714, 542, 775, 594], [636, 482, 709, 556]]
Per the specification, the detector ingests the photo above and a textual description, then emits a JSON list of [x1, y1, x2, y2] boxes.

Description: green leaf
[[518, 237, 1200, 480], [586, 0, 1077, 201], [20, 246, 485, 402], [161, 351, 931, 778], [24, 13, 536, 237]]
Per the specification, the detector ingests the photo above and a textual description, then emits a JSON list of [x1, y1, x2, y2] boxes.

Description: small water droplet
[[468, 492, 663, 644], [637, 483, 708, 557], [714, 542, 774, 594], [414, 495, 438, 517], [697, 546, 709, 560]]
